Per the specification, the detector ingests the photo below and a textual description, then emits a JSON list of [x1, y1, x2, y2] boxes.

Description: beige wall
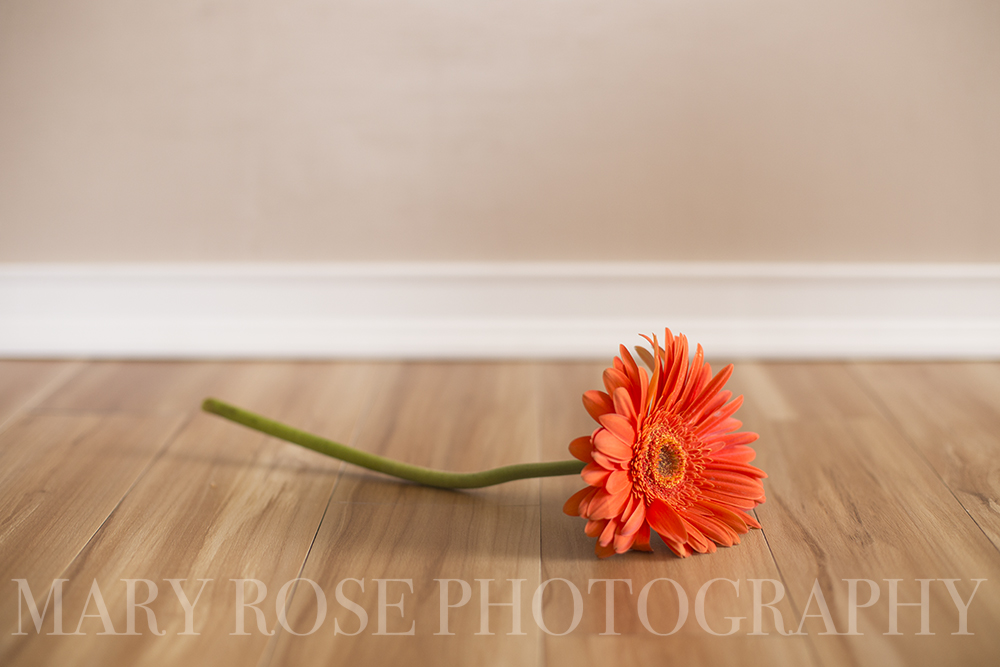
[[1, 0, 998, 262]]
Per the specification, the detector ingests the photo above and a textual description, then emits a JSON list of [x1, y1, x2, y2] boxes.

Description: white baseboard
[[1, 262, 999, 359]]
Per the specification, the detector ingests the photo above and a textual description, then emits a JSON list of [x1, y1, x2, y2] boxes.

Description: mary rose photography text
[[11, 577, 986, 638]]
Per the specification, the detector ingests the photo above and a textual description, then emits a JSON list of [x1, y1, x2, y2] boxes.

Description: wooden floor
[[1, 359, 999, 666]]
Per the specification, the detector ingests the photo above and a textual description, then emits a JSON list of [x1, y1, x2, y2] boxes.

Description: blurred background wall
[[1, 0, 999, 263]]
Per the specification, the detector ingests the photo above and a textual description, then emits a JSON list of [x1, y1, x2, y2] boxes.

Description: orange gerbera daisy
[[563, 330, 766, 558]]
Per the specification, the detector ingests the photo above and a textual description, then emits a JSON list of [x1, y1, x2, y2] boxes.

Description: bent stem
[[201, 398, 584, 489]]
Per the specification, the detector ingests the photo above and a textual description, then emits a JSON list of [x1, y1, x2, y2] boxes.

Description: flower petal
[[701, 488, 759, 509], [681, 519, 716, 553], [563, 486, 594, 516], [585, 519, 606, 537], [603, 367, 630, 397], [588, 489, 630, 520], [568, 436, 593, 463], [634, 345, 655, 371], [605, 469, 631, 495], [599, 518, 618, 547], [595, 541, 617, 559], [581, 463, 612, 486], [632, 523, 654, 552], [583, 390, 615, 421], [598, 412, 636, 446], [684, 361, 732, 419], [612, 386, 638, 423], [646, 501, 688, 543], [620, 499, 646, 536], [706, 461, 767, 479], [694, 498, 750, 533], [613, 531, 636, 553], [590, 448, 622, 471], [716, 432, 760, 447], [686, 514, 737, 547], [695, 393, 742, 433], [711, 444, 757, 464], [593, 428, 633, 462]]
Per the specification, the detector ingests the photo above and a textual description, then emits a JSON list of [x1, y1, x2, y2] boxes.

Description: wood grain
[[850, 363, 1000, 551], [536, 362, 818, 666], [1, 359, 998, 667], [0, 360, 80, 433], [328, 362, 543, 506], [0, 412, 185, 645], [267, 362, 546, 666], [4, 361, 386, 667], [730, 363, 1000, 667]]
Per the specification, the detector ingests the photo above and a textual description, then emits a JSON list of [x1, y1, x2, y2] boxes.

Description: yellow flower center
[[632, 409, 703, 502], [655, 432, 686, 486]]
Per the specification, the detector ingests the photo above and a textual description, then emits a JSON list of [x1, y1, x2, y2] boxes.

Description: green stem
[[201, 398, 584, 489]]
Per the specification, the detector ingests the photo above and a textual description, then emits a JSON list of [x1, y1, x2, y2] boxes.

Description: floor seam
[[256, 365, 389, 667], [847, 363, 1000, 558]]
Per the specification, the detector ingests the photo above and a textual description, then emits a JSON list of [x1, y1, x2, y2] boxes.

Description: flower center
[[656, 435, 686, 485], [632, 410, 701, 501]]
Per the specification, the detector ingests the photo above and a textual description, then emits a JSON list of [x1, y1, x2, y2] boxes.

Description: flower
[[563, 330, 766, 558]]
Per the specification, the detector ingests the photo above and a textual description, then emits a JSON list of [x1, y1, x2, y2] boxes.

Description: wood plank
[[3, 362, 386, 667], [35, 361, 232, 414], [4, 359, 999, 667], [536, 361, 817, 666], [0, 412, 185, 644], [266, 501, 542, 666], [328, 362, 543, 506], [0, 360, 80, 433], [850, 362, 1000, 550], [266, 362, 545, 666], [730, 362, 1000, 667]]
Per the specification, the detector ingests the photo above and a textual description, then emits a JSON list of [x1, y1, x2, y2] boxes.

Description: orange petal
[[613, 530, 637, 553], [708, 469, 766, 491], [695, 393, 742, 432], [694, 499, 750, 533], [634, 346, 655, 371], [675, 344, 706, 411], [681, 519, 715, 553], [706, 461, 767, 479], [599, 518, 618, 547], [711, 444, 756, 464], [562, 486, 593, 516], [620, 499, 646, 536], [632, 523, 654, 552], [581, 463, 612, 486], [593, 428, 633, 461], [605, 469, 630, 495], [701, 488, 759, 509], [646, 501, 688, 543], [612, 386, 637, 423], [661, 336, 689, 409], [588, 489, 630, 520], [619, 345, 640, 383], [585, 519, 606, 537], [684, 363, 732, 418], [662, 536, 693, 558], [687, 514, 737, 547], [603, 367, 630, 397], [568, 436, 593, 463], [717, 432, 760, 447], [598, 412, 636, 446], [577, 486, 602, 516], [590, 449, 622, 471], [595, 541, 617, 559], [583, 390, 615, 421], [702, 418, 745, 441], [708, 477, 765, 501]]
